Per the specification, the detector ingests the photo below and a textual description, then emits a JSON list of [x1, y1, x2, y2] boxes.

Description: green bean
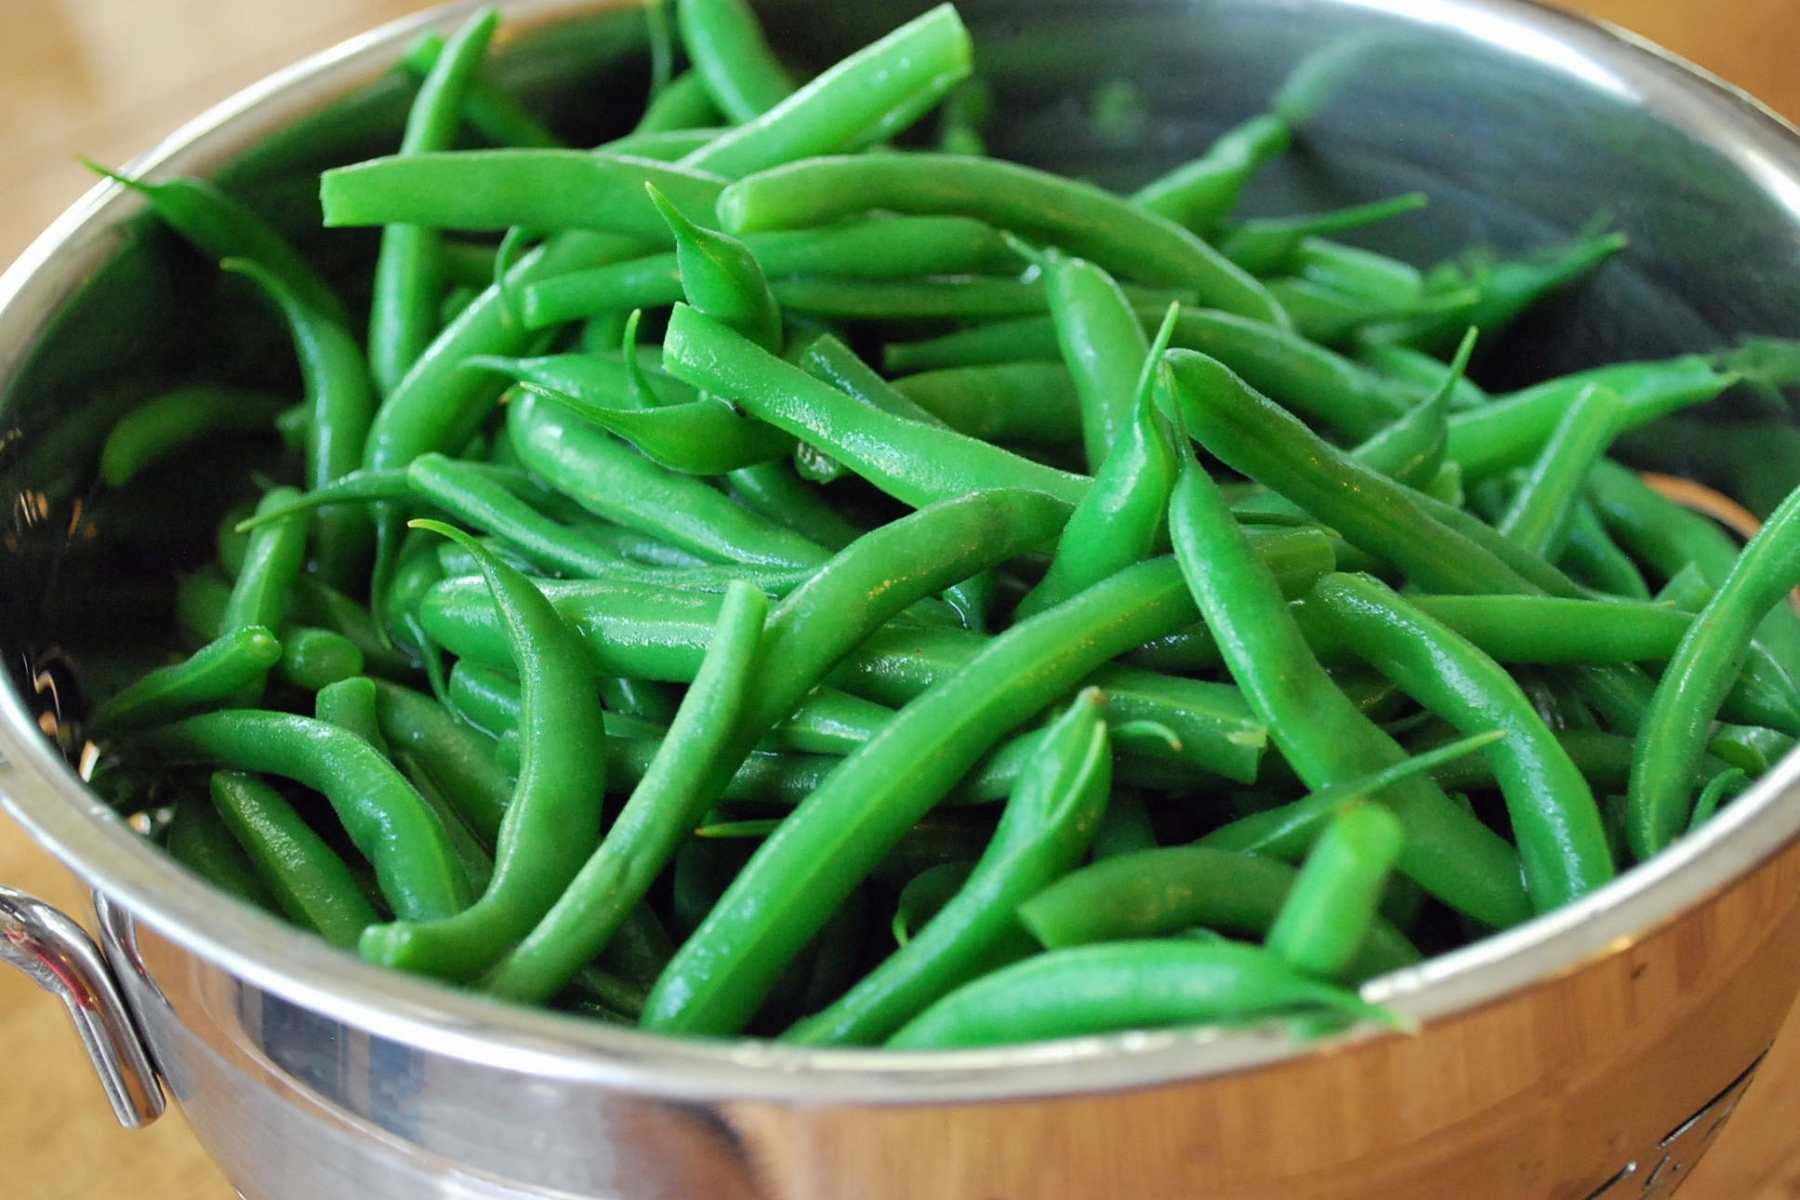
[[1015, 304, 1179, 619], [1588, 458, 1800, 672], [224, 258, 377, 587], [1294, 241, 1426, 309], [219, 487, 307, 699], [1449, 356, 1736, 479], [363, 230, 646, 611], [888, 862, 976, 946], [519, 216, 1017, 328], [165, 792, 277, 912], [1269, 277, 1479, 346], [635, 71, 723, 136], [322, 151, 726, 241], [1317, 574, 1616, 908], [677, 5, 973, 179], [371, 679, 512, 844], [1265, 803, 1406, 980], [210, 770, 379, 949], [1196, 730, 1506, 861], [1018, 846, 1420, 981], [1347, 328, 1471, 487], [1560, 500, 1651, 599], [361, 522, 609, 981], [401, 29, 562, 149], [1356, 340, 1487, 410], [274, 626, 365, 693], [86, 163, 347, 326], [886, 940, 1400, 1049], [795, 332, 948, 427], [143, 711, 468, 920], [1164, 428, 1528, 929], [98, 386, 286, 488], [91, 626, 282, 733], [1162, 350, 1536, 597], [1370, 231, 1628, 354], [1220, 193, 1427, 276], [1132, 113, 1290, 233], [889, 362, 1083, 446], [1629, 486, 1800, 857], [1687, 768, 1749, 834], [1496, 385, 1627, 560], [506, 387, 829, 567], [661, 304, 1089, 509], [887, 304, 1408, 439], [641, 555, 1246, 1036], [480, 580, 766, 1003], [676, 0, 796, 123], [783, 689, 1111, 1046], [371, 9, 499, 395], [719, 154, 1285, 325], [1004, 236, 1149, 467]]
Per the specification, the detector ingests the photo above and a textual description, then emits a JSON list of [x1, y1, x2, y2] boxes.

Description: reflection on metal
[[1582, 1051, 1767, 1197], [0, 885, 164, 1128]]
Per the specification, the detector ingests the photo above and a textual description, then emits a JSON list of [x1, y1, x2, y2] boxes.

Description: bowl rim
[[4, 0, 1800, 1105]]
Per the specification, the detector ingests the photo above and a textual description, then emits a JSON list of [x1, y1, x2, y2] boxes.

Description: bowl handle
[[0, 885, 165, 1128]]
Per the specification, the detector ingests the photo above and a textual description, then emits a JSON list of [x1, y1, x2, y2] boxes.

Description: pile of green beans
[[82, 1, 1800, 1053]]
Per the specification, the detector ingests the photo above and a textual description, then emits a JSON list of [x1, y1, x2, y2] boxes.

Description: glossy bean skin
[[1014, 307, 1179, 620], [519, 216, 1017, 328], [661, 304, 1089, 509], [371, 679, 513, 844], [400, 27, 562, 149], [1496, 385, 1627, 560], [886, 305, 1409, 439], [361, 230, 646, 610], [1310, 574, 1615, 910], [1588, 458, 1800, 673], [677, 5, 973, 179], [210, 770, 379, 949], [1017, 845, 1420, 981], [369, 9, 499, 395], [361, 524, 608, 981], [1132, 113, 1290, 233], [641, 556, 1250, 1036], [323, 151, 727, 242], [225, 258, 377, 587], [782, 690, 1112, 1046], [1164, 350, 1550, 599], [1629, 486, 1800, 857], [1264, 803, 1406, 980], [274, 626, 365, 693], [676, 0, 795, 123], [165, 793, 277, 912], [507, 388, 829, 568], [480, 581, 766, 1003], [1025, 242, 1151, 468], [142, 711, 468, 921], [1448, 356, 1735, 479], [890, 363, 1083, 447], [1164, 431, 1528, 930], [717, 154, 1286, 325], [90, 626, 282, 733], [886, 941, 1398, 1050]]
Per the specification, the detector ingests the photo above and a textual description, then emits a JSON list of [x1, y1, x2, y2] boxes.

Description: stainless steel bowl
[[4, 2, 1800, 1197]]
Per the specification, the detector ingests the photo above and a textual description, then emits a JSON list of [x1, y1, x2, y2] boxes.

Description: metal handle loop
[[0, 885, 165, 1128]]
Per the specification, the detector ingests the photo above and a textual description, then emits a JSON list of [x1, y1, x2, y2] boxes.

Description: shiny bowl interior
[[2, 0, 1800, 1103]]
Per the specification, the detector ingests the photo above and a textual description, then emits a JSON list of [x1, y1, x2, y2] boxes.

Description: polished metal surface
[[0, 884, 165, 1127], [2, 0, 1800, 1196]]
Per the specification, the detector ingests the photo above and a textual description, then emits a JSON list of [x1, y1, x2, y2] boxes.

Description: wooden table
[[1, 2, 1796, 1196]]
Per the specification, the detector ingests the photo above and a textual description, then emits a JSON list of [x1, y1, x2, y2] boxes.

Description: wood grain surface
[[0, 2, 1796, 1197]]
